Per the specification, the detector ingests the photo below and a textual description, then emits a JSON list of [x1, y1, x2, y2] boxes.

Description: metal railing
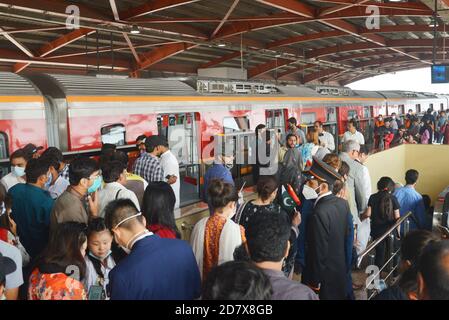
[[357, 211, 412, 300]]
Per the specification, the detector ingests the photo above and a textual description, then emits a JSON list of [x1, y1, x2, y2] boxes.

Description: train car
[[0, 73, 48, 177], [0, 72, 447, 207]]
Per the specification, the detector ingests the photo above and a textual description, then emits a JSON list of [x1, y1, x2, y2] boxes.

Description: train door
[[157, 113, 201, 206], [0, 132, 9, 178], [221, 115, 253, 188]]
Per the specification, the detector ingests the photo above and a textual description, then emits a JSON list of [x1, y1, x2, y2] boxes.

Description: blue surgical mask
[[88, 176, 102, 194], [44, 172, 53, 190], [11, 166, 25, 177]]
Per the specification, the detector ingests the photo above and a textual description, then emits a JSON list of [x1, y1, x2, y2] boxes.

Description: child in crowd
[[84, 217, 118, 300]]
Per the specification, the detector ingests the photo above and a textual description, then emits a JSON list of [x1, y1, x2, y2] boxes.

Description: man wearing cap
[[0, 241, 22, 300], [132, 136, 165, 183], [302, 157, 352, 300]]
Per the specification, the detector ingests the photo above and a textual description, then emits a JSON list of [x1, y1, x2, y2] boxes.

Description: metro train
[[0, 72, 448, 206]]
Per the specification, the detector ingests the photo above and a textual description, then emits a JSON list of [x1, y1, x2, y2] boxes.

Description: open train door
[[157, 112, 201, 207]]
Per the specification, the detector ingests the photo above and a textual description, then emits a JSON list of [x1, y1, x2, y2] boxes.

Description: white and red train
[[0, 72, 447, 205]]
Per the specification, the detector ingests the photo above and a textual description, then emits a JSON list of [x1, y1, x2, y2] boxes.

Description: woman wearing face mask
[[84, 218, 121, 300], [28, 222, 88, 300], [190, 179, 245, 280]]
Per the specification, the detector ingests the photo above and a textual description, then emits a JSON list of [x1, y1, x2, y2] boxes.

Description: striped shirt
[[133, 153, 164, 183]]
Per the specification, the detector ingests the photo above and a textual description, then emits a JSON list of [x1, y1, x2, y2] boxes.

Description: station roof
[[0, 0, 447, 85]]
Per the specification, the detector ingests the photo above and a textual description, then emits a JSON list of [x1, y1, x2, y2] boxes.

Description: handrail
[[357, 211, 412, 268]]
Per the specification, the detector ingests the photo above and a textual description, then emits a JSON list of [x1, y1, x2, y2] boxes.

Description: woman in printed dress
[[28, 222, 88, 300]]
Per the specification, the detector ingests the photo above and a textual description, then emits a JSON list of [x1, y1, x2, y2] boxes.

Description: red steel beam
[[211, 0, 240, 38], [120, 0, 200, 20], [277, 63, 316, 78], [319, 0, 430, 16], [248, 58, 292, 78], [13, 27, 95, 73], [199, 51, 242, 69], [134, 42, 197, 71], [322, 6, 432, 20], [303, 68, 342, 83], [267, 30, 346, 48], [256, 0, 316, 18]]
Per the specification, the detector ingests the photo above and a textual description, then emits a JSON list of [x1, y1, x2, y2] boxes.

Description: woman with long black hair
[[362, 177, 401, 268], [142, 181, 181, 239], [28, 222, 88, 300]]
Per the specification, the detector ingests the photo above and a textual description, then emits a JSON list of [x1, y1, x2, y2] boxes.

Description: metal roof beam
[[120, 0, 200, 20], [248, 58, 292, 78], [256, 0, 316, 18], [134, 42, 197, 71], [211, 0, 240, 38], [13, 27, 95, 73]]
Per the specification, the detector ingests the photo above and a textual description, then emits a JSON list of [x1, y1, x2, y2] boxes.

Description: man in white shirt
[[154, 136, 181, 209], [339, 140, 372, 254], [314, 121, 335, 152], [98, 160, 140, 217], [0, 149, 27, 192], [341, 119, 365, 146], [0, 240, 23, 300]]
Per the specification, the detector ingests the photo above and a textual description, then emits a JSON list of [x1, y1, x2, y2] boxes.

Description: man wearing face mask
[[295, 172, 320, 276], [132, 135, 165, 183], [50, 157, 101, 232], [40, 153, 69, 199], [0, 149, 28, 192], [9, 158, 54, 259], [202, 147, 235, 214], [302, 157, 352, 300], [104, 199, 201, 300]]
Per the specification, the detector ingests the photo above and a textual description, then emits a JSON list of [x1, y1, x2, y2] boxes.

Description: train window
[[430, 103, 434, 110], [0, 132, 8, 160], [326, 107, 336, 122], [441, 103, 444, 111], [0, 132, 8, 179], [347, 110, 358, 120], [416, 104, 421, 113], [399, 105, 405, 115], [363, 106, 371, 119], [223, 117, 250, 134], [101, 124, 126, 146], [300, 112, 316, 124]]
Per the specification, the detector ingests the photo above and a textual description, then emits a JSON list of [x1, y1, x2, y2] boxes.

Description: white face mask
[[11, 166, 25, 177], [303, 184, 319, 200]]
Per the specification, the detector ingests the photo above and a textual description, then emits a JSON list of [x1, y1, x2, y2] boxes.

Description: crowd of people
[[372, 108, 449, 150], [0, 114, 448, 301]]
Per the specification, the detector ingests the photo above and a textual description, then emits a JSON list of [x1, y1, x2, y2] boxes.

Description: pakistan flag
[[280, 184, 300, 211]]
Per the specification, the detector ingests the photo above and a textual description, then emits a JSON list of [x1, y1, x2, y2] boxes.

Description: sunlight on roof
[[347, 67, 449, 94]]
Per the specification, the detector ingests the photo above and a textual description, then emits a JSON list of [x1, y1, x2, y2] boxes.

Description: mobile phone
[[88, 285, 106, 300]]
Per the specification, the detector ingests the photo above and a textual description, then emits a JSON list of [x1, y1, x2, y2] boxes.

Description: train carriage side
[[0, 72, 47, 176]]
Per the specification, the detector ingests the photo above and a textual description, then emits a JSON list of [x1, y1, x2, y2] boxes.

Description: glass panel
[[223, 116, 250, 134], [301, 112, 316, 124], [101, 124, 126, 145]]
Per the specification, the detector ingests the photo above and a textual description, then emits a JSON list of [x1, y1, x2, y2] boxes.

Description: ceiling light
[[217, 43, 226, 47], [130, 25, 140, 34]]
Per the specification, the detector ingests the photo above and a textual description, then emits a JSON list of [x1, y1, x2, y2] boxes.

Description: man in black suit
[[303, 157, 352, 300]]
